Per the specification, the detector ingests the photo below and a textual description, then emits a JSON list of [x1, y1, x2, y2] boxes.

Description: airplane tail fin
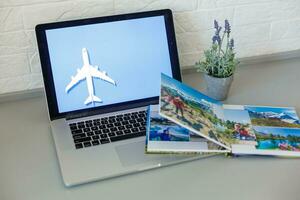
[[84, 95, 102, 105]]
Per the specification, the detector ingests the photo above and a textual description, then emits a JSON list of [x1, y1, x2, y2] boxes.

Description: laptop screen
[[45, 16, 173, 113]]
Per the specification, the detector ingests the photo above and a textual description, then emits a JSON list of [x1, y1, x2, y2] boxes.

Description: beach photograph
[[254, 126, 300, 151], [222, 109, 257, 145], [245, 106, 300, 128], [159, 74, 228, 146]]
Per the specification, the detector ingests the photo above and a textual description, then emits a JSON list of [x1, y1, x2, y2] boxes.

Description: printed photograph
[[245, 106, 300, 128], [148, 111, 225, 152], [222, 109, 257, 145], [149, 113, 190, 142], [254, 126, 300, 151], [159, 74, 229, 147]]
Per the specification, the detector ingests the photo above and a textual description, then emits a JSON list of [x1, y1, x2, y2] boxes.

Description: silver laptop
[[36, 9, 205, 187]]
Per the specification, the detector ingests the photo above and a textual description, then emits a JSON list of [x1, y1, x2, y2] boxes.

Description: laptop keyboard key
[[137, 118, 143, 122], [129, 119, 136, 123], [83, 128, 90, 132], [109, 119, 116, 123], [100, 134, 108, 139], [70, 126, 77, 130], [78, 124, 85, 129], [87, 132, 94, 136], [83, 141, 91, 147], [110, 127, 117, 132], [86, 123, 93, 127], [115, 118, 121, 122], [102, 129, 109, 133], [108, 132, 116, 137], [114, 122, 121, 126], [131, 128, 139, 133], [92, 135, 99, 140], [72, 129, 83, 134], [124, 129, 131, 134], [106, 123, 114, 128], [92, 140, 100, 146], [133, 123, 140, 127], [98, 125, 106, 129], [123, 116, 130, 120], [139, 126, 146, 131], [73, 133, 86, 139], [116, 131, 123, 135], [110, 131, 145, 142], [91, 126, 98, 131], [100, 138, 110, 144], [125, 124, 133, 129], [74, 137, 91, 143], [122, 121, 129, 125], [75, 143, 83, 149]]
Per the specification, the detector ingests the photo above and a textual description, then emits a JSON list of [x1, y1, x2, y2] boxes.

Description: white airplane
[[65, 48, 116, 105]]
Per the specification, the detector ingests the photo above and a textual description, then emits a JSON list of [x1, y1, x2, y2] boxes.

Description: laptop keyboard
[[68, 110, 147, 149]]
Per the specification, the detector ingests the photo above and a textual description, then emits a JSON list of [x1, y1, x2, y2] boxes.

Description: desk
[[1, 57, 300, 200]]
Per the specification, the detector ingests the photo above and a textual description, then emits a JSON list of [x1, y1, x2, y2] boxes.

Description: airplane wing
[[65, 68, 86, 93], [90, 66, 116, 85]]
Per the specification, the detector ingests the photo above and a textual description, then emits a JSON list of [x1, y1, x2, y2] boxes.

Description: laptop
[[36, 9, 206, 187]]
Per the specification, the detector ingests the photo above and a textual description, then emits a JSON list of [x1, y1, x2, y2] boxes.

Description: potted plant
[[195, 19, 239, 101]]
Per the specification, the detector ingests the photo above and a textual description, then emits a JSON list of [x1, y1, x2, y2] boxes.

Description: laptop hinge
[[65, 101, 152, 121]]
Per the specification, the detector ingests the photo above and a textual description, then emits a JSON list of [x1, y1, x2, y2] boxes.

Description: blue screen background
[[46, 16, 173, 113]]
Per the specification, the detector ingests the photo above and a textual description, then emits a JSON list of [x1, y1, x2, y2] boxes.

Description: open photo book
[[146, 73, 300, 157]]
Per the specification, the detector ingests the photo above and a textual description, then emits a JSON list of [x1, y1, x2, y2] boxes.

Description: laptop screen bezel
[[36, 9, 182, 120]]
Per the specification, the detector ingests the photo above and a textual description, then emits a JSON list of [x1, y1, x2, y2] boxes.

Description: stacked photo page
[[145, 73, 300, 157]]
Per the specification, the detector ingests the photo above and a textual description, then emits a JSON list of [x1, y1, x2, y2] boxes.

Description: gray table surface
[[1, 57, 300, 200]]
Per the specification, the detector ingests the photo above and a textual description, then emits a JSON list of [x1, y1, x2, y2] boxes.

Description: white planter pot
[[204, 74, 233, 101]]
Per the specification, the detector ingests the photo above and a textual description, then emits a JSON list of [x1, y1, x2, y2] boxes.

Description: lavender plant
[[195, 19, 239, 78]]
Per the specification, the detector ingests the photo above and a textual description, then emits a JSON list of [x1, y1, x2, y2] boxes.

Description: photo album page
[[146, 105, 226, 154], [151, 73, 300, 157]]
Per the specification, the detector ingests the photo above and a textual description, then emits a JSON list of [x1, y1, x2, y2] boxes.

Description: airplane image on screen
[[65, 48, 116, 105]]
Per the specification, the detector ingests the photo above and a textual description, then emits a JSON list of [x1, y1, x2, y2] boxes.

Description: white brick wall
[[0, 0, 300, 94]]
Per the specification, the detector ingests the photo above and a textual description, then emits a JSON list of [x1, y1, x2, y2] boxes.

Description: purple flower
[[212, 35, 221, 45], [229, 38, 234, 49], [214, 20, 219, 30], [214, 20, 222, 36], [224, 19, 231, 34]]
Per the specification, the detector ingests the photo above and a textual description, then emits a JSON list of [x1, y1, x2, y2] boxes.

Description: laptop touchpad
[[115, 141, 168, 167]]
